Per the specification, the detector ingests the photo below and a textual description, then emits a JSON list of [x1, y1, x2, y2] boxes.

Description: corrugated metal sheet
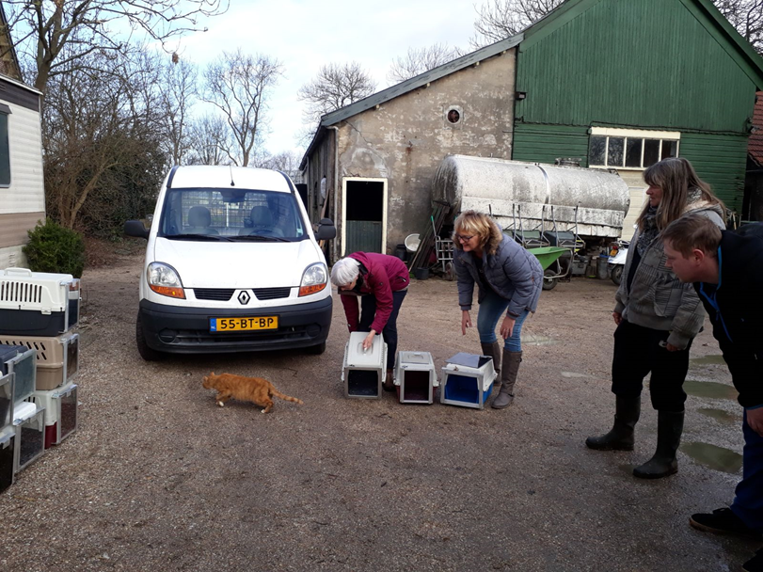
[[680, 132, 749, 211], [512, 124, 590, 164], [515, 0, 757, 133], [344, 221, 382, 255]]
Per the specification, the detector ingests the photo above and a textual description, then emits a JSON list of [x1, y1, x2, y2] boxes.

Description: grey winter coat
[[455, 232, 543, 318], [614, 201, 725, 349]]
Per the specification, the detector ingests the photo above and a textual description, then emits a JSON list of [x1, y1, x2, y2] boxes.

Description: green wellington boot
[[585, 396, 641, 451], [633, 410, 684, 479]]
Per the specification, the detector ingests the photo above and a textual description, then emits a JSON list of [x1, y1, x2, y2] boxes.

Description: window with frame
[[588, 127, 680, 170], [0, 105, 10, 187]]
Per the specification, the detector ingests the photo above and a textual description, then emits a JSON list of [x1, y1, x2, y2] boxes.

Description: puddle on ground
[[684, 380, 738, 401], [561, 371, 591, 379], [523, 333, 559, 346], [690, 354, 726, 366], [697, 407, 740, 425], [680, 442, 743, 474]]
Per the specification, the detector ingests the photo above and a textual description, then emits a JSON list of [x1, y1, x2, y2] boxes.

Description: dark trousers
[[359, 289, 407, 370], [731, 410, 763, 532], [611, 320, 692, 412]]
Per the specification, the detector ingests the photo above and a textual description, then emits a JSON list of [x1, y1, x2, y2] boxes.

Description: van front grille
[[194, 289, 234, 301], [253, 288, 291, 300]]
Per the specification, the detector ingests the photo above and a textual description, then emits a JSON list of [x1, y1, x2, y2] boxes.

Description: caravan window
[[0, 105, 10, 187]]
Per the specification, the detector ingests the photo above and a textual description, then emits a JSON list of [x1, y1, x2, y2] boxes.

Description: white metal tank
[[432, 155, 630, 238]]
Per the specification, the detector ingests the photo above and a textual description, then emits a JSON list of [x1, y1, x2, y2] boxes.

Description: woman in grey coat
[[586, 157, 726, 479], [453, 210, 543, 409]]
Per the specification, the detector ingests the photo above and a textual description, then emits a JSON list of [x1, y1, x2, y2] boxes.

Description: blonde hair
[[637, 157, 724, 231], [453, 210, 503, 255]]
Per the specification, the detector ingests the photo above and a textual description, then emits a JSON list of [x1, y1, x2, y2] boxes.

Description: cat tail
[[271, 390, 303, 405]]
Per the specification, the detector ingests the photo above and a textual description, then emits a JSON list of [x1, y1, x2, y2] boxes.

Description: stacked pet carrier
[[0, 268, 81, 492]]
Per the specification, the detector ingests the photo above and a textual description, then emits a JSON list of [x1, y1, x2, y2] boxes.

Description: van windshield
[[157, 187, 307, 241]]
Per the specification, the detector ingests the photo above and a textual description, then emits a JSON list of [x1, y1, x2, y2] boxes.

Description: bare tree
[[0, 0, 227, 92], [471, 0, 563, 48], [158, 58, 199, 165], [298, 62, 377, 124], [470, 0, 763, 53], [202, 50, 282, 167], [715, 0, 763, 53], [387, 43, 464, 83], [187, 114, 231, 166], [43, 47, 167, 230], [257, 150, 303, 171]]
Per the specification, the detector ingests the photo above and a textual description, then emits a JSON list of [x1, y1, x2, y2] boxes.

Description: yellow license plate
[[210, 316, 278, 332], [609, 249, 618, 256]]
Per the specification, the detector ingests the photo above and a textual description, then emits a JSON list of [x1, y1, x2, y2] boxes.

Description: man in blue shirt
[[662, 214, 763, 572]]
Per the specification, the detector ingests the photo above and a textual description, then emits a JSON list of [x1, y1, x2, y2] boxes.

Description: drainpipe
[[327, 125, 340, 263]]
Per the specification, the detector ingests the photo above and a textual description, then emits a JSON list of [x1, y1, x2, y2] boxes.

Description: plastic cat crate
[[394, 351, 438, 404], [341, 332, 387, 399], [0, 345, 36, 404], [0, 268, 81, 336], [29, 383, 77, 448], [0, 373, 12, 430], [0, 426, 15, 493], [440, 352, 497, 409], [0, 332, 79, 391], [12, 400, 45, 473]]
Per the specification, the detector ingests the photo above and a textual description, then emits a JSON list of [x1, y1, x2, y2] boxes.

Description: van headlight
[[147, 262, 186, 299], [299, 263, 328, 297]]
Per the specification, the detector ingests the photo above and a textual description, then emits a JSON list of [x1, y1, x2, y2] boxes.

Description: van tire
[[306, 341, 326, 355], [136, 313, 164, 361]]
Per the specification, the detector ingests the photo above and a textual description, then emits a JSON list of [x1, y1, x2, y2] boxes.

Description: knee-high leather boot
[[481, 341, 502, 382], [492, 349, 521, 409]]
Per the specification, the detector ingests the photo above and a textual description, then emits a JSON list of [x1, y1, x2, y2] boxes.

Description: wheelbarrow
[[527, 246, 569, 291]]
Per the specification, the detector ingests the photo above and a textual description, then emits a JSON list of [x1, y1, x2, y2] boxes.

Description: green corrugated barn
[[512, 0, 763, 226]]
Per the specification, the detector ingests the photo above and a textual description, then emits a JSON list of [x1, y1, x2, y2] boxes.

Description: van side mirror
[[316, 218, 336, 241], [124, 220, 150, 239]]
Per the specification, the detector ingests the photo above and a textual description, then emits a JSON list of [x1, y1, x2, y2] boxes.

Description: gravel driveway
[[0, 251, 757, 571]]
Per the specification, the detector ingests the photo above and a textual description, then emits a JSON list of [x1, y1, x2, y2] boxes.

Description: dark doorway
[[343, 179, 386, 255]]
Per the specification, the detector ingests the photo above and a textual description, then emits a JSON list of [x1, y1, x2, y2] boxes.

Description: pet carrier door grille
[[0, 281, 43, 305]]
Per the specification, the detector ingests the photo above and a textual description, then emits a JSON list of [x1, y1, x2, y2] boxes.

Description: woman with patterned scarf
[[586, 157, 726, 479]]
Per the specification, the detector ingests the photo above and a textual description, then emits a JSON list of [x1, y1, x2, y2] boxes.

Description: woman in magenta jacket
[[330, 252, 410, 390]]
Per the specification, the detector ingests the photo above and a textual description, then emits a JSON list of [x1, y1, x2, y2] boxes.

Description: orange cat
[[202, 372, 303, 413]]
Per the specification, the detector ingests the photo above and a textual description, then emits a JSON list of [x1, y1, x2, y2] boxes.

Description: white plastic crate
[[394, 351, 438, 404], [0, 345, 36, 404], [28, 383, 78, 448], [0, 268, 81, 336], [341, 331, 387, 399], [0, 372, 12, 430], [0, 332, 79, 390], [13, 401, 45, 473], [0, 425, 15, 492], [440, 352, 497, 410]]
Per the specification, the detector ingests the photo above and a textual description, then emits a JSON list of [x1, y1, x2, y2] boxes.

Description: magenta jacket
[[339, 252, 409, 333]]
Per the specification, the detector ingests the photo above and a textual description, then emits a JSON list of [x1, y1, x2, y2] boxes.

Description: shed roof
[[749, 92, 763, 168], [300, 0, 763, 169]]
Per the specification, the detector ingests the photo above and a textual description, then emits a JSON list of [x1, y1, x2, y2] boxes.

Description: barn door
[[342, 178, 387, 256]]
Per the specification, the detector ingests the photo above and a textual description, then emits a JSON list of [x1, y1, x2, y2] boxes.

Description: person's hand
[[461, 310, 472, 335], [613, 311, 622, 325], [500, 316, 515, 340], [747, 408, 763, 437], [362, 330, 376, 350], [665, 343, 680, 352]]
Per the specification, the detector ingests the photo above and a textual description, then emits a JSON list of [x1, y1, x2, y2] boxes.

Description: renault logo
[[238, 291, 250, 305]]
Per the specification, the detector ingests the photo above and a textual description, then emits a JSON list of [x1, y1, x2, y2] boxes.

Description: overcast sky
[[179, 0, 479, 157]]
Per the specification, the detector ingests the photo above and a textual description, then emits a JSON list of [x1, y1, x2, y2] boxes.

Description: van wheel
[[306, 341, 326, 355], [136, 313, 164, 361], [610, 265, 623, 286]]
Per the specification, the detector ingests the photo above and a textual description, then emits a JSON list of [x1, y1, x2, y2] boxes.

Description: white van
[[124, 165, 336, 360]]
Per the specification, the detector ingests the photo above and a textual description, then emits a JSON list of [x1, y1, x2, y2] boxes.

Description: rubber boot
[[585, 396, 641, 451], [481, 341, 501, 385], [492, 350, 521, 409], [383, 369, 395, 392], [632, 410, 684, 479]]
